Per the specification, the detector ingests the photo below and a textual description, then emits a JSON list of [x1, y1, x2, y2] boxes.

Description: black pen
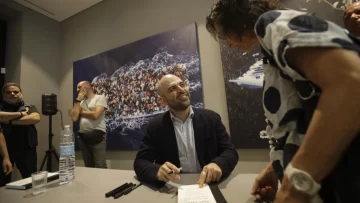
[[124, 182, 143, 195], [168, 167, 182, 174], [105, 183, 129, 198], [114, 183, 134, 199]]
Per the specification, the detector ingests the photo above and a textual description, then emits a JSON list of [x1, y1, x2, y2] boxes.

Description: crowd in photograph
[[92, 63, 188, 119]]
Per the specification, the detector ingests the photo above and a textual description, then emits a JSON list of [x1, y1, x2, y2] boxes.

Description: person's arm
[[80, 95, 107, 120], [0, 131, 12, 175], [133, 125, 165, 187], [0, 111, 24, 122], [252, 11, 360, 183], [80, 106, 105, 120], [210, 113, 239, 178], [10, 105, 40, 125], [285, 47, 360, 183], [0, 132, 9, 160], [11, 112, 40, 125], [71, 101, 81, 122], [71, 89, 87, 122]]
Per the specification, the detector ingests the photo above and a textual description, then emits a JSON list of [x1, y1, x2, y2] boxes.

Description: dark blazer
[[134, 108, 239, 186]]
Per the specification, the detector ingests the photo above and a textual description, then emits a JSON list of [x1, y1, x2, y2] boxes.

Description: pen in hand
[[168, 167, 182, 174]]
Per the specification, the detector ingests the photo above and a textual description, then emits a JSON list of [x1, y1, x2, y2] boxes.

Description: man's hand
[[0, 111, 26, 122], [2, 158, 12, 175], [274, 175, 310, 203], [197, 163, 222, 187], [251, 162, 278, 201], [21, 111, 28, 117], [77, 88, 87, 101], [156, 162, 181, 182]]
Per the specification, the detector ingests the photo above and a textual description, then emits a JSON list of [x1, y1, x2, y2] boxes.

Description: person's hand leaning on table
[[157, 161, 223, 187]]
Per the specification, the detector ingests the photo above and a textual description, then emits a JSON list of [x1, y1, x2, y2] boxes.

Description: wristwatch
[[75, 99, 81, 103], [285, 163, 321, 197]]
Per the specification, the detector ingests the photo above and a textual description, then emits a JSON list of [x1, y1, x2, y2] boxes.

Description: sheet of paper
[[178, 184, 216, 203], [7, 172, 59, 186]]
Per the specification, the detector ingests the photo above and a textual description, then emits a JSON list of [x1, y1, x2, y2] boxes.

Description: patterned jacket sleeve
[[254, 9, 360, 81]]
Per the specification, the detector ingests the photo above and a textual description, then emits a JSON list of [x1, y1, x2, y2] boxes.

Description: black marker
[[113, 183, 134, 199], [123, 184, 138, 195], [105, 183, 129, 198], [124, 182, 143, 195]]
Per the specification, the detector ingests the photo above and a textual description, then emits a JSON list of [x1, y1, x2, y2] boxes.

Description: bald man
[[344, 2, 360, 36], [71, 81, 108, 169], [134, 74, 238, 187]]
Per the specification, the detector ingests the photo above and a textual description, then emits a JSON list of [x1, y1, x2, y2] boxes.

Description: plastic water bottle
[[59, 125, 75, 185]]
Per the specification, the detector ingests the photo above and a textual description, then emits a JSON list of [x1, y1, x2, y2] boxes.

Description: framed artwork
[[73, 23, 204, 150]]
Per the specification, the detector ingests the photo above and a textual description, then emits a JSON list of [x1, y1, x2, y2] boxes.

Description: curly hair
[[206, 0, 283, 40]]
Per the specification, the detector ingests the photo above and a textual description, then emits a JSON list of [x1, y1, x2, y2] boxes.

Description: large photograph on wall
[[220, 0, 358, 148], [73, 23, 204, 150]]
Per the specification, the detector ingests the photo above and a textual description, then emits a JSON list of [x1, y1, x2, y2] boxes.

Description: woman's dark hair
[[206, 0, 283, 40]]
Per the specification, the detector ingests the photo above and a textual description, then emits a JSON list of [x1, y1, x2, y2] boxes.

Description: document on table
[[178, 184, 216, 203]]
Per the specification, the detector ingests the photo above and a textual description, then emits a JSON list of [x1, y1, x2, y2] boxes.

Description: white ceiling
[[12, 0, 104, 22]]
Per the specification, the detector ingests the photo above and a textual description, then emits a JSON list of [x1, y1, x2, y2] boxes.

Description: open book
[[5, 172, 59, 190], [178, 184, 217, 203]]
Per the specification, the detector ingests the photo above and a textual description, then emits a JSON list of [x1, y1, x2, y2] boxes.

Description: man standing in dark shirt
[[0, 83, 40, 186]]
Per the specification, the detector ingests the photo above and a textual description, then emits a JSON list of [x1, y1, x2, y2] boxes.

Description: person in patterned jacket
[[206, 0, 360, 203]]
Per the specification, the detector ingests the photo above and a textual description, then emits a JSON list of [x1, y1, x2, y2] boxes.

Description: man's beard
[[4, 97, 23, 107], [167, 93, 191, 111], [169, 102, 190, 111]]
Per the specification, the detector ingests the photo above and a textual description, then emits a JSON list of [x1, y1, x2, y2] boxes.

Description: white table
[[0, 167, 258, 203]]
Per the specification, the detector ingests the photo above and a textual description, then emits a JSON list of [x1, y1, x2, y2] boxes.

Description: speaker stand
[[40, 115, 59, 172]]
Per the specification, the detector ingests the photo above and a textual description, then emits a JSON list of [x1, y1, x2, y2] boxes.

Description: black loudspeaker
[[42, 94, 57, 116]]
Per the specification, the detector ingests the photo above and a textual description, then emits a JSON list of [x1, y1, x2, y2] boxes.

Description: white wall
[[4, 13, 21, 84], [0, 0, 61, 180], [18, 2, 62, 169], [60, 0, 269, 173]]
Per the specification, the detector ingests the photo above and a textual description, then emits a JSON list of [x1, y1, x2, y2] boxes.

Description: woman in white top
[[206, 0, 360, 202]]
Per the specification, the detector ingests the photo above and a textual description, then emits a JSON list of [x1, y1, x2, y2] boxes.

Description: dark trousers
[[318, 135, 360, 203], [77, 130, 107, 169], [0, 148, 37, 187]]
